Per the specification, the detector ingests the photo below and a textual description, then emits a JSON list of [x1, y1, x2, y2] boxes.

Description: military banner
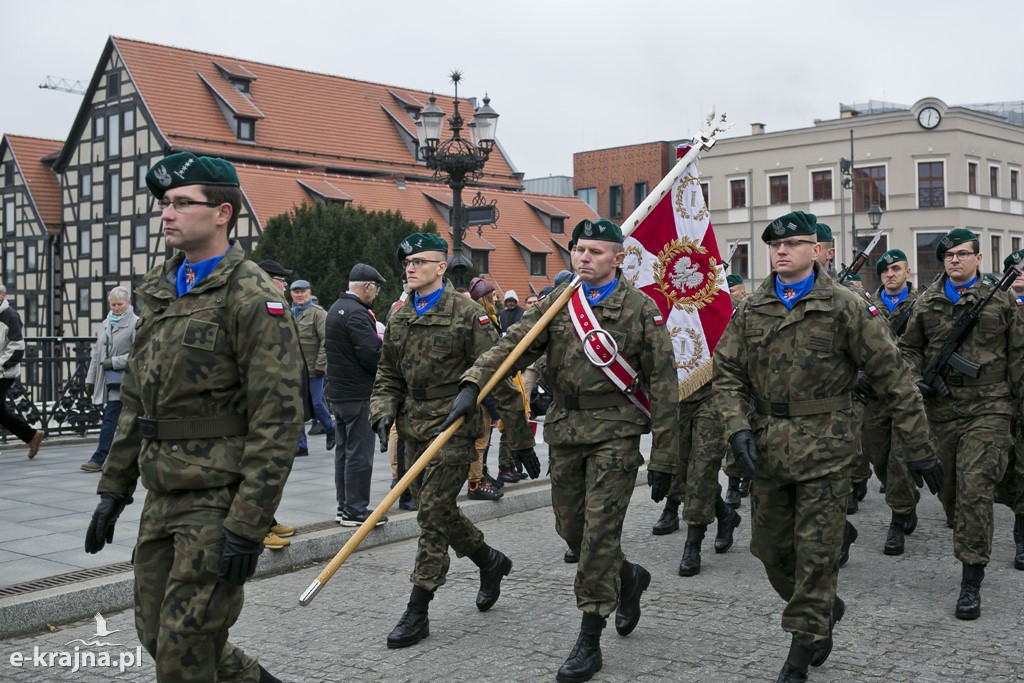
[[621, 143, 732, 399]]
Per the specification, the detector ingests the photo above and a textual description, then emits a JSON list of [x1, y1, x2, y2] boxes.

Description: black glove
[[511, 447, 541, 479], [907, 454, 944, 495], [101, 358, 114, 371], [218, 529, 263, 586], [85, 493, 128, 554], [855, 372, 875, 400], [647, 470, 673, 503], [438, 383, 480, 433], [373, 416, 394, 453], [729, 430, 759, 480], [915, 377, 949, 399], [85, 383, 95, 395]]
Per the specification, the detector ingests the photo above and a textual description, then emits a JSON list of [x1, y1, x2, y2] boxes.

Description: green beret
[[848, 272, 863, 282], [397, 232, 448, 262], [761, 211, 817, 243], [571, 218, 624, 244], [1003, 249, 1024, 270], [726, 274, 744, 288], [935, 228, 978, 262], [815, 223, 833, 243], [876, 248, 908, 275], [145, 152, 239, 199]]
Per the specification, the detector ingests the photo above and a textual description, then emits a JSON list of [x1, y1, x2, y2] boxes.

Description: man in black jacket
[[326, 263, 387, 526]]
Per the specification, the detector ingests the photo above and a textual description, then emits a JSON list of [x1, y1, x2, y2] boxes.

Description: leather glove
[[908, 454, 944, 495], [729, 430, 759, 480], [85, 493, 128, 554], [85, 383, 95, 395], [218, 529, 263, 586], [915, 377, 948, 399], [855, 372, 875, 399], [647, 470, 673, 503], [511, 447, 541, 479], [101, 358, 113, 371], [373, 416, 394, 453], [438, 383, 480, 432]]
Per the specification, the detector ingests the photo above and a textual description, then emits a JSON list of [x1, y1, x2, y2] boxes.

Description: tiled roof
[[4, 135, 63, 232], [112, 37, 523, 188], [232, 164, 596, 295]]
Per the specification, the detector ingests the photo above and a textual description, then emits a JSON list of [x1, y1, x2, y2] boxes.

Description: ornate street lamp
[[414, 70, 500, 288], [867, 202, 883, 230]]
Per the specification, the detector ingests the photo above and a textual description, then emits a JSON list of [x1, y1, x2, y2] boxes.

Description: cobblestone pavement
[[2, 477, 1022, 682]]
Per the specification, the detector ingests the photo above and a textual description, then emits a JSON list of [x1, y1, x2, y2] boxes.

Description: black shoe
[[739, 477, 751, 498], [725, 477, 742, 508], [903, 507, 918, 535], [295, 447, 309, 457], [714, 498, 741, 553], [810, 596, 845, 667], [1014, 515, 1024, 570], [258, 664, 283, 683], [955, 564, 984, 620], [678, 525, 705, 577], [309, 422, 324, 435], [776, 640, 813, 682], [338, 511, 388, 527], [471, 545, 512, 612], [556, 613, 604, 683], [615, 561, 650, 636], [652, 501, 680, 535], [498, 466, 518, 484], [387, 586, 432, 648], [482, 465, 503, 489], [883, 521, 905, 556], [399, 498, 417, 511], [854, 480, 868, 501], [325, 430, 336, 451], [839, 521, 857, 568], [564, 547, 579, 563], [845, 491, 858, 515], [467, 479, 503, 500]]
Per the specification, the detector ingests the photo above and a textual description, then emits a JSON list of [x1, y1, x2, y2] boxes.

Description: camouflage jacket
[[97, 242, 304, 542], [714, 262, 937, 483], [294, 303, 328, 376], [873, 282, 919, 335], [461, 280, 679, 474], [900, 273, 1024, 422], [370, 281, 533, 452]]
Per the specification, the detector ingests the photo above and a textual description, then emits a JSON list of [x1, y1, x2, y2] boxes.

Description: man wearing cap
[[900, 229, 1024, 618], [995, 249, 1024, 570], [326, 263, 387, 525], [442, 218, 679, 682], [257, 259, 292, 292], [289, 279, 335, 457], [370, 232, 539, 650], [498, 290, 525, 333], [860, 249, 924, 556], [715, 210, 942, 681], [727, 273, 747, 304], [85, 152, 302, 683]]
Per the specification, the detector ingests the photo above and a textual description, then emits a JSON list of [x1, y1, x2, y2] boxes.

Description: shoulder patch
[[478, 315, 491, 326], [1016, 297, 1024, 307], [266, 301, 286, 316], [653, 314, 665, 326], [867, 304, 880, 317]]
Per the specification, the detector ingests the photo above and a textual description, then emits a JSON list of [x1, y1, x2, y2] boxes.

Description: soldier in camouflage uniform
[[444, 218, 679, 683], [84, 152, 302, 683], [369, 232, 538, 650], [862, 249, 924, 556], [715, 211, 942, 682], [719, 273, 750, 509], [901, 230, 1024, 619], [994, 249, 1024, 570]]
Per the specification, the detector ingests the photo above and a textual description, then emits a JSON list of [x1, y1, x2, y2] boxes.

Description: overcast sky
[[2, 1, 1022, 178]]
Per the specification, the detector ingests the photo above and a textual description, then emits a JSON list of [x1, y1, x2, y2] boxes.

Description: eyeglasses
[[767, 239, 816, 250], [158, 198, 222, 212], [943, 250, 977, 261], [271, 276, 287, 283], [402, 259, 443, 270], [365, 282, 382, 291]]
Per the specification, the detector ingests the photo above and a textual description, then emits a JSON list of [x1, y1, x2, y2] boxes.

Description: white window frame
[[915, 158, 947, 209], [766, 172, 791, 206], [989, 163, 1001, 198], [727, 176, 747, 209]]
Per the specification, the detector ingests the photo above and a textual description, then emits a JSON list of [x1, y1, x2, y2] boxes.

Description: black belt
[[554, 391, 631, 410], [753, 395, 852, 418], [138, 415, 249, 440], [409, 382, 460, 400], [946, 370, 1005, 387]]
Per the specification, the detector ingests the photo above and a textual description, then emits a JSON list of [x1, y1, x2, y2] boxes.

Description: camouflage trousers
[[995, 422, 1024, 515], [550, 435, 643, 617], [133, 488, 260, 682], [850, 402, 872, 485], [931, 415, 1011, 565], [861, 398, 920, 516], [406, 437, 485, 591], [750, 476, 849, 651], [665, 395, 725, 526]]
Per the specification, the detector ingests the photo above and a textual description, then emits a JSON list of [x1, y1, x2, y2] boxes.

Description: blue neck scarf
[[413, 285, 444, 316], [880, 285, 909, 314], [107, 310, 127, 325], [581, 278, 619, 306], [292, 300, 312, 317], [176, 250, 228, 297], [943, 275, 977, 304], [774, 271, 816, 310]]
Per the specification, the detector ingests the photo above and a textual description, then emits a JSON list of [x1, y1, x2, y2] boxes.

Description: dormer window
[[230, 78, 250, 94], [550, 217, 564, 234], [237, 118, 255, 141]]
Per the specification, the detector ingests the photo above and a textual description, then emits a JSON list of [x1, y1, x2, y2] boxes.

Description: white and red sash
[[566, 286, 652, 418]]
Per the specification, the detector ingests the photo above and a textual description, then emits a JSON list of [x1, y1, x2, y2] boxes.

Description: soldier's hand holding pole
[[439, 383, 480, 432], [218, 529, 263, 586], [84, 492, 128, 554], [729, 429, 759, 480], [511, 447, 541, 479], [647, 470, 673, 502], [373, 416, 394, 453], [907, 454, 944, 495]]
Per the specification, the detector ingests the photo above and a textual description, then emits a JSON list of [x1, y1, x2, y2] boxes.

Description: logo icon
[[153, 166, 172, 187], [64, 612, 125, 648]]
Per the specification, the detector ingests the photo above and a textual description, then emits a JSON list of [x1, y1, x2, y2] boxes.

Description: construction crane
[[39, 76, 86, 95]]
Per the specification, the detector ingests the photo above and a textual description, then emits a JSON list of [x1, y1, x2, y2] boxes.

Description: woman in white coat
[[80, 286, 138, 472]]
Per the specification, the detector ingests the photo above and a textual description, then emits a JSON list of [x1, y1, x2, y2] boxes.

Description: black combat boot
[[739, 477, 751, 497], [810, 596, 845, 667], [469, 544, 512, 612], [854, 479, 868, 501], [615, 560, 651, 636], [386, 585, 433, 648], [883, 512, 908, 556], [258, 664, 283, 683], [776, 639, 814, 682], [955, 563, 984, 620], [652, 499, 680, 535], [839, 521, 857, 567], [564, 547, 579, 563], [845, 490, 858, 515], [725, 477, 742, 508], [1014, 515, 1024, 570], [678, 525, 706, 576], [714, 497, 741, 553], [903, 507, 918, 535], [556, 612, 605, 683]]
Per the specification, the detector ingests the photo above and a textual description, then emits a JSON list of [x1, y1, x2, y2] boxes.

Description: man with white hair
[[0, 283, 44, 459]]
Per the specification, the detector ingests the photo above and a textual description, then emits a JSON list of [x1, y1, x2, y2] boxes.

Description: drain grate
[[0, 561, 134, 599]]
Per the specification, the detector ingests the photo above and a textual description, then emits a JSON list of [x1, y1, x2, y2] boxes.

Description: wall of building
[[573, 141, 671, 222], [0, 149, 51, 337]]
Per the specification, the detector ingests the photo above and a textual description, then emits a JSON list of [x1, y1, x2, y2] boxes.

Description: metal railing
[[1, 337, 103, 440]]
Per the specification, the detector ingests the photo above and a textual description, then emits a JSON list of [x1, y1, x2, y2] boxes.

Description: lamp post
[[867, 202, 883, 231], [414, 70, 499, 288]]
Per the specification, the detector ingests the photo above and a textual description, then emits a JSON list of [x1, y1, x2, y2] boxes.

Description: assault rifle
[[920, 257, 1024, 397], [837, 231, 883, 284], [887, 272, 943, 337]]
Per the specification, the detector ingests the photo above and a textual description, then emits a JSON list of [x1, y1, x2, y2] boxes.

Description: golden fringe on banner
[[678, 360, 713, 401]]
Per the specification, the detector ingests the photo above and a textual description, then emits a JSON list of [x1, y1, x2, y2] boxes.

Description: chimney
[[751, 122, 765, 135]]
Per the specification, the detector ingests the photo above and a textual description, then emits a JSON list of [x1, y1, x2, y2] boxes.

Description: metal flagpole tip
[[299, 579, 323, 606]]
